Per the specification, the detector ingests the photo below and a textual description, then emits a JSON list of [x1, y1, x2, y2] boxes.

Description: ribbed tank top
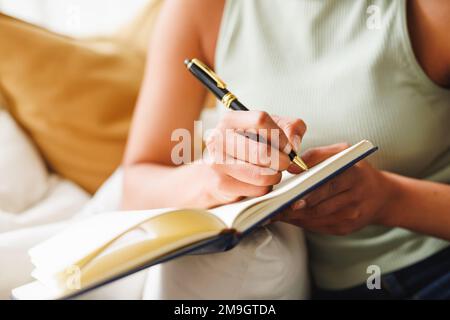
[[215, 0, 450, 289]]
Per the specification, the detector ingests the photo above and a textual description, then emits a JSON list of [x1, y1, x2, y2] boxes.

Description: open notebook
[[12, 140, 377, 300]]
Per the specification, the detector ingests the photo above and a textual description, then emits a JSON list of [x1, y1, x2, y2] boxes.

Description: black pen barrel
[[186, 61, 228, 100], [229, 99, 249, 111]]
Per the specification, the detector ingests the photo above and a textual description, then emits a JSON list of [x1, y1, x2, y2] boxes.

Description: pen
[[184, 58, 309, 171]]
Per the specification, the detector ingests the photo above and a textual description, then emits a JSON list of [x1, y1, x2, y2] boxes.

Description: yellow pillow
[[0, 1, 162, 194], [0, 92, 6, 109]]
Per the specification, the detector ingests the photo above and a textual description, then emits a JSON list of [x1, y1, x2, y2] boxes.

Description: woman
[[123, 0, 450, 299]]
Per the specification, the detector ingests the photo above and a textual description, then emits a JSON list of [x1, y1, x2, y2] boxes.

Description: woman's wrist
[[377, 171, 450, 240], [122, 162, 213, 210], [376, 171, 409, 228], [171, 162, 217, 209]]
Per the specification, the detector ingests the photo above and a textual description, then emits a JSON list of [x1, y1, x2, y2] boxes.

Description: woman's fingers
[[302, 143, 350, 166], [211, 157, 282, 187], [272, 115, 307, 174], [271, 115, 307, 153], [205, 111, 309, 206], [227, 132, 291, 170], [288, 143, 350, 174], [209, 170, 273, 203], [218, 111, 295, 154], [208, 130, 291, 171], [296, 203, 361, 229], [300, 190, 358, 218], [299, 167, 359, 208]]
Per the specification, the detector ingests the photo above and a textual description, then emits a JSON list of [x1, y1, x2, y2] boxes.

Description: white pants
[[144, 222, 310, 300]]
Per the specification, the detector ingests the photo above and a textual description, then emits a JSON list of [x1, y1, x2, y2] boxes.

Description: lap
[[143, 222, 310, 300]]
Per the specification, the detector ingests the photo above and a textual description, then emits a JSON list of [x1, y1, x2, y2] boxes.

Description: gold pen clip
[[190, 58, 227, 89]]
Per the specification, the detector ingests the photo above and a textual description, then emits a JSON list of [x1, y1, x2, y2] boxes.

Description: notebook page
[[209, 173, 299, 227], [29, 209, 173, 274]]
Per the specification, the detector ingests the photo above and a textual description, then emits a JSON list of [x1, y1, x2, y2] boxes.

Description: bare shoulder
[[408, 0, 450, 86], [414, 0, 450, 41], [159, 0, 225, 65], [161, 0, 216, 19]]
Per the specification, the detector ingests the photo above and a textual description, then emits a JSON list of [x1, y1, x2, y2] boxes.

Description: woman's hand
[[201, 111, 307, 208], [276, 143, 397, 236]]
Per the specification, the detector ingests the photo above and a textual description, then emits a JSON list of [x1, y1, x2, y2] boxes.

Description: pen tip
[[184, 59, 191, 67], [292, 157, 309, 171]]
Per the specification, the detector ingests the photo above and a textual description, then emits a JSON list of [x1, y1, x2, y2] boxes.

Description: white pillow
[[76, 168, 124, 218], [0, 175, 90, 233], [0, 110, 49, 213]]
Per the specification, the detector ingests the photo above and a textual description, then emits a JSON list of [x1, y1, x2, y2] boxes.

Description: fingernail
[[292, 135, 302, 153], [292, 199, 306, 210]]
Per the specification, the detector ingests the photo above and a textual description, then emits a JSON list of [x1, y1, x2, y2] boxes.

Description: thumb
[[288, 143, 350, 174]]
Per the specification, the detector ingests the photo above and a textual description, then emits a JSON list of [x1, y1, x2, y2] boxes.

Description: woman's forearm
[[381, 172, 450, 240], [122, 163, 212, 210]]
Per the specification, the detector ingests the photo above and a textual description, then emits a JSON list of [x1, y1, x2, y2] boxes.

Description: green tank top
[[215, 0, 450, 289]]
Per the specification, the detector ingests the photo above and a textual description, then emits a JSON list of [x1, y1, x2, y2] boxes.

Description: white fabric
[[76, 168, 124, 218], [0, 109, 91, 298], [0, 0, 148, 37], [0, 222, 66, 299], [0, 110, 49, 213], [0, 221, 147, 300], [0, 175, 89, 233], [144, 223, 310, 300], [61, 169, 148, 300], [0, 169, 145, 300]]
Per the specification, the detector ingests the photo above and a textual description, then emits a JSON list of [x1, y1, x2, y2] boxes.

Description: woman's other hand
[[276, 143, 397, 236]]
